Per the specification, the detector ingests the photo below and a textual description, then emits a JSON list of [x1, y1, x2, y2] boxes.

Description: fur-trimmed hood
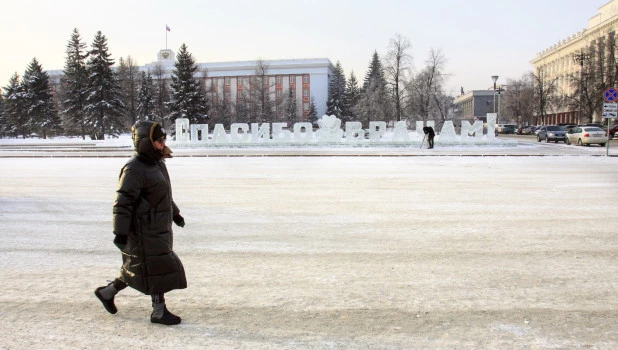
[[131, 121, 172, 162]]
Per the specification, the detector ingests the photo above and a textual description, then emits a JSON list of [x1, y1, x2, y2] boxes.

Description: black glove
[[173, 213, 185, 227], [113, 235, 127, 250]]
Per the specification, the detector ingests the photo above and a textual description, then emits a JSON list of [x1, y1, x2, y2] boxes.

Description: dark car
[[537, 125, 567, 143], [609, 124, 618, 139], [563, 125, 578, 133]]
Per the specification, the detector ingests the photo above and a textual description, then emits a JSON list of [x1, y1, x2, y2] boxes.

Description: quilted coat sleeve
[[113, 162, 145, 237]]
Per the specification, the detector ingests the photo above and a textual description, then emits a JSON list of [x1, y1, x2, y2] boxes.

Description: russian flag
[[166, 25, 171, 32]]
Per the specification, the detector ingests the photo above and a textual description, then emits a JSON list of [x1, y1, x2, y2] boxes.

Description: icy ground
[[0, 154, 617, 349]]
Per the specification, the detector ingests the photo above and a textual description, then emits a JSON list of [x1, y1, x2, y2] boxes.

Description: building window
[[290, 75, 295, 84], [303, 88, 309, 97], [225, 77, 231, 85], [303, 75, 309, 84], [276, 76, 282, 85], [277, 90, 283, 98], [303, 102, 309, 110]]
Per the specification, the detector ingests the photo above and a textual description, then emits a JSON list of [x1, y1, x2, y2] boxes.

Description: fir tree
[[284, 87, 298, 125], [84, 31, 125, 140], [61, 28, 89, 139], [344, 71, 360, 122], [3, 73, 28, 138], [22, 58, 60, 139], [137, 71, 156, 120], [0, 89, 5, 137], [356, 51, 391, 126], [168, 43, 209, 127], [308, 95, 319, 125], [326, 61, 346, 117]]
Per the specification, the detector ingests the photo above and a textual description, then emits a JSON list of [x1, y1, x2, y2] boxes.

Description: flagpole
[[165, 25, 168, 50]]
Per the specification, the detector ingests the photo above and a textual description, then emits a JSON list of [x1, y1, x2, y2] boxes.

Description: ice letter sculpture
[[368, 121, 386, 142], [175, 118, 190, 143], [345, 122, 364, 143], [316, 115, 343, 143], [230, 123, 250, 143], [294, 123, 313, 143]]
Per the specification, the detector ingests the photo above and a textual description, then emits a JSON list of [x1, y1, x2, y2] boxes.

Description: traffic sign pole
[[603, 89, 617, 156]]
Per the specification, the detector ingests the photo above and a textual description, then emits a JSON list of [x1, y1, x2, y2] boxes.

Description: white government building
[[530, 0, 618, 124], [49, 50, 335, 121], [143, 50, 334, 120], [455, 1, 618, 126]]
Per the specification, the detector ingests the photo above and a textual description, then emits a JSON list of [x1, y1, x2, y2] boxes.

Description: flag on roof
[[166, 25, 171, 32]]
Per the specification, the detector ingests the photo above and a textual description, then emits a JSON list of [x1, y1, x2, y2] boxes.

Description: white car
[[565, 127, 607, 146]]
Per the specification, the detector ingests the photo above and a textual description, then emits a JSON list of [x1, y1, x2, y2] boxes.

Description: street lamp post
[[492, 75, 499, 123], [572, 49, 586, 124]]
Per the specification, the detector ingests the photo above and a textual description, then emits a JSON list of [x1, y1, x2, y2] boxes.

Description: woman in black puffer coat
[[95, 121, 187, 325]]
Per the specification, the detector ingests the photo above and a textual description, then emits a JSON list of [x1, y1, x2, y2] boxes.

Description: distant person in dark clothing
[[423, 126, 435, 149]]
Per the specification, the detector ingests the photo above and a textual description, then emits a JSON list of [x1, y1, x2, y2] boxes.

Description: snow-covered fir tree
[[326, 61, 346, 118], [61, 28, 89, 139], [0, 89, 5, 137], [284, 87, 298, 125], [22, 58, 61, 139], [84, 31, 125, 139], [344, 71, 360, 122], [167, 43, 209, 127], [308, 95, 319, 125], [137, 71, 156, 121], [355, 51, 392, 126], [2, 73, 28, 138]]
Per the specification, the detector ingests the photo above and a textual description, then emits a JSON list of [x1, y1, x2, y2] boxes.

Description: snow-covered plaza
[[0, 142, 617, 348]]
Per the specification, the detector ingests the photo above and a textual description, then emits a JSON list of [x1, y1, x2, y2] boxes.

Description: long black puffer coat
[[113, 121, 187, 295]]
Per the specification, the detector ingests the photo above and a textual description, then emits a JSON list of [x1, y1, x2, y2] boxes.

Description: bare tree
[[250, 59, 274, 123], [406, 49, 447, 125], [534, 67, 559, 125], [384, 33, 412, 122], [151, 63, 170, 127], [502, 73, 535, 126], [567, 35, 618, 124], [117, 56, 139, 127]]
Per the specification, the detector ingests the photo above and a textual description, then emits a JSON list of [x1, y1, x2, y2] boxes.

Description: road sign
[[603, 111, 617, 118], [603, 102, 617, 110], [604, 87, 618, 102]]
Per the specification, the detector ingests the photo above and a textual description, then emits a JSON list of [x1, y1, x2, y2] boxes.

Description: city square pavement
[[0, 137, 617, 348]]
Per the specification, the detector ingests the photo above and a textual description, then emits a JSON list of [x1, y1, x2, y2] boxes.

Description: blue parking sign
[[604, 87, 618, 102]]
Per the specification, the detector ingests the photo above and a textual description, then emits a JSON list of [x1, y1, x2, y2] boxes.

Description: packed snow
[[0, 139, 617, 349]]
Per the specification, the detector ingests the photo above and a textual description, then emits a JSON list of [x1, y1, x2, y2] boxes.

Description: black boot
[[94, 284, 118, 314], [150, 303, 181, 325]]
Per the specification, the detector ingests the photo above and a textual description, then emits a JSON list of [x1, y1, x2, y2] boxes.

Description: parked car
[[496, 124, 517, 134], [565, 126, 607, 146], [533, 125, 543, 136], [580, 123, 607, 132], [537, 125, 567, 143], [562, 124, 578, 133], [608, 124, 618, 139], [521, 125, 537, 135]]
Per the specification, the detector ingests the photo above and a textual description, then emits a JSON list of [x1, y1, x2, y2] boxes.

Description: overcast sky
[[0, 0, 609, 95]]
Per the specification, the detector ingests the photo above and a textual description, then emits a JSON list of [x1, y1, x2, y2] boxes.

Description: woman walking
[[95, 121, 187, 325]]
